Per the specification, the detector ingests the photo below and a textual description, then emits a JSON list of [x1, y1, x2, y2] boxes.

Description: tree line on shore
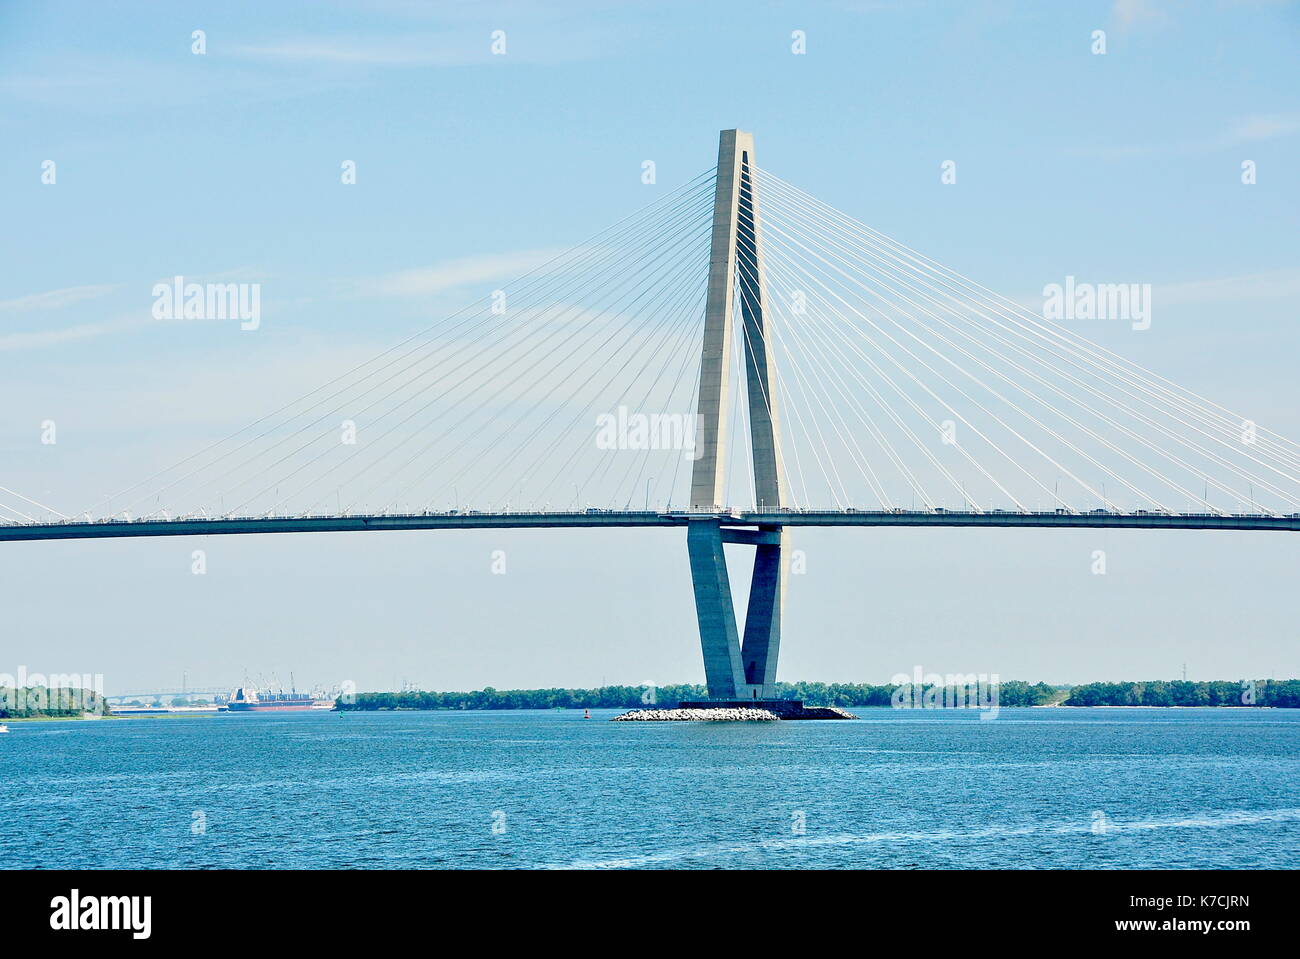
[[8, 679, 1296, 718], [335, 680, 1058, 711], [1066, 679, 1300, 708], [0, 687, 107, 719], [335, 679, 1300, 711]]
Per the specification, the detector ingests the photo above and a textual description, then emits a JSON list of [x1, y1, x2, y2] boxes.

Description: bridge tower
[[687, 129, 788, 702]]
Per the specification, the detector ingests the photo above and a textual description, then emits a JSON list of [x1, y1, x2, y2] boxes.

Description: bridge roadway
[[3, 508, 1300, 543]]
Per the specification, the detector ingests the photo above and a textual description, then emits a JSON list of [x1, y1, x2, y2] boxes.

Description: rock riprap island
[[613, 701, 858, 721]]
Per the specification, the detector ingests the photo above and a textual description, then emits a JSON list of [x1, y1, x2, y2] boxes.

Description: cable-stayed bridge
[[6, 130, 1300, 701]]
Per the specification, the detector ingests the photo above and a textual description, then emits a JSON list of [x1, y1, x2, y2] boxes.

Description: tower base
[[630, 699, 857, 720]]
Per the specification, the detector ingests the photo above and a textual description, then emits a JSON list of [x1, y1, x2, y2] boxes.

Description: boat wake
[[550, 807, 1300, 869]]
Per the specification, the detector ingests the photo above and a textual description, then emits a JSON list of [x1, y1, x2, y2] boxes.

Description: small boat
[[0, 724, 9, 733]]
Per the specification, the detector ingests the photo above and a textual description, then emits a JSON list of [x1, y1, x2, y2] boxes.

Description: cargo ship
[[226, 686, 334, 712]]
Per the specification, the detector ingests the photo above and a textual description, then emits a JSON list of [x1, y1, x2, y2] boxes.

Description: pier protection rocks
[[613, 706, 780, 722], [613, 700, 858, 721]]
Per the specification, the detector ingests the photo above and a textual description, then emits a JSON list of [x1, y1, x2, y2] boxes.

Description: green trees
[[337, 679, 1071, 711], [994, 681, 1060, 707], [1063, 679, 1300, 707], [338, 684, 712, 711], [0, 686, 108, 718], [331, 679, 1299, 711], [1266, 680, 1300, 707]]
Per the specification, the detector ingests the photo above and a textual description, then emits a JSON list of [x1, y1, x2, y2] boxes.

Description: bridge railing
[[5, 506, 1299, 528]]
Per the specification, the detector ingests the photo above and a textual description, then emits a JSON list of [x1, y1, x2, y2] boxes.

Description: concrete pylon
[[687, 130, 787, 701]]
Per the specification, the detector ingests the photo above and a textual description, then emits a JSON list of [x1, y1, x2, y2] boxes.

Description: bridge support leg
[[688, 520, 787, 701], [740, 527, 785, 699], [686, 520, 748, 699]]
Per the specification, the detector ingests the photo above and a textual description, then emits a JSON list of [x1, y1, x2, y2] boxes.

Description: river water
[[3, 707, 1297, 868]]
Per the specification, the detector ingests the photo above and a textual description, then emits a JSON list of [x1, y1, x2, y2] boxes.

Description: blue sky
[[2, 0, 1299, 694]]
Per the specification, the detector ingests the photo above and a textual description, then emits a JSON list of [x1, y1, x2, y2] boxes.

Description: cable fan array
[[87, 170, 717, 520], [747, 165, 1300, 516], [13, 162, 1297, 523]]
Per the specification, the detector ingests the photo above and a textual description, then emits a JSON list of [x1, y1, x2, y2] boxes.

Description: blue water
[[3, 708, 1298, 869]]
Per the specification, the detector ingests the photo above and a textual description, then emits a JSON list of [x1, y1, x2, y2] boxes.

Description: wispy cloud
[[1157, 267, 1300, 307], [234, 26, 613, 68], [0, 56, 356, 110], [1065, 112, 1300, 158], [234, 39, 479, 67], [1229, 113, 1300, 142], [1013, 267, 1300, 313], [0, 315, 153, 352], [371, 249, 570, 297], [0, 252, 557, 350], [0, 268, 272, 351], [1111, 0, 1169, 30], [0, 283, 117, 313]]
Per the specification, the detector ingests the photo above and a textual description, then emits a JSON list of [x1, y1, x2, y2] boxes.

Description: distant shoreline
[[334, 679, 1300, 712], [328, 703, 1286, 712], [5, 679, 1297, 721], [1, 703, 1292, 724]]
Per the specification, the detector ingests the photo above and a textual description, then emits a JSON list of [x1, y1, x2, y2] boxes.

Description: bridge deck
[[2, 509, 1299, 542]]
